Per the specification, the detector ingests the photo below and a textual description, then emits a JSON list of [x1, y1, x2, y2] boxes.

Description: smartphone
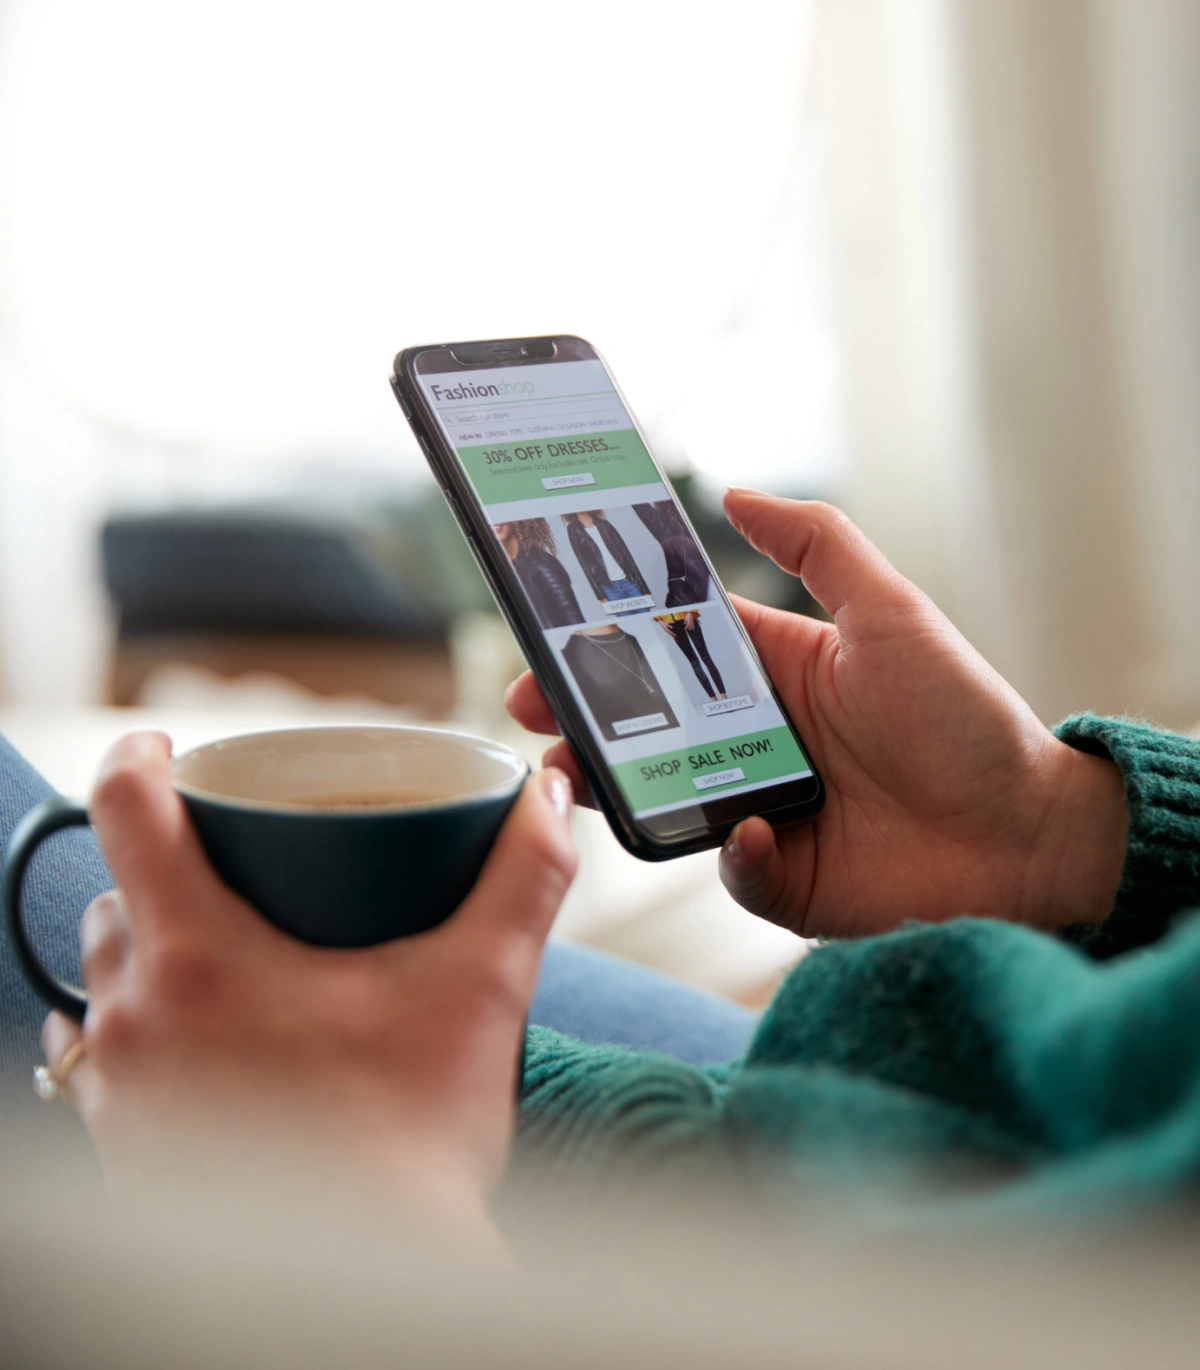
[[391, 335, 824, 860]]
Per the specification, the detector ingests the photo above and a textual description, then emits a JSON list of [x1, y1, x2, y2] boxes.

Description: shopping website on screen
[[418, 359, 813, 818]]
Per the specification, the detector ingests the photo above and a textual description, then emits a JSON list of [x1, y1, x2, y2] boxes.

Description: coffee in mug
[[3, 725, 529, 1022]]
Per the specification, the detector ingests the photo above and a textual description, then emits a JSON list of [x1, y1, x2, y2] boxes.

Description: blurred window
[[0, 0, 839, 489]]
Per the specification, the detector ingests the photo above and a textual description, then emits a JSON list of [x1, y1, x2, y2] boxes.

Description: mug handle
[[2, 798, 91, 1023]]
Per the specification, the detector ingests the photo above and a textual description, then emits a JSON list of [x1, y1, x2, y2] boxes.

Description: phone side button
[[463, 530, 491, 567], [389, 377, 413, 419], [463, 531, 502, 586]]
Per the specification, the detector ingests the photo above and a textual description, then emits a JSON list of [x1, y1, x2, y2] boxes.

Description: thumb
[[718, 817, 807, 935], [723, 490, 924, 643], [445, 768, 577, 997]]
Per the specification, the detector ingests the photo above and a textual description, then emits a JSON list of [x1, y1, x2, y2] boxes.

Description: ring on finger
[[33, 1040, 86, 1102]]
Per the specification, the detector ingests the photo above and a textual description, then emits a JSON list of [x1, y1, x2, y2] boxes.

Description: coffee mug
[[3, 725, 529, 1022]]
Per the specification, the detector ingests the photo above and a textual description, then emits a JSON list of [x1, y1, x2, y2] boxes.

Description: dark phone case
[[391, 338, 824, 861]]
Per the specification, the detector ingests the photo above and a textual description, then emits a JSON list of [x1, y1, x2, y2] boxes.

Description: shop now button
[[693, 767, 746, 792], [542, 473, 596, 490]]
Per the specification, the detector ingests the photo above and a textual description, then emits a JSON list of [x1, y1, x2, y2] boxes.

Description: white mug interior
[[171, 726, 527, 814]]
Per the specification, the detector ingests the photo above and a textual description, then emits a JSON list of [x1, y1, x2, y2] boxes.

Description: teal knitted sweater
[[517, 715, 1200, 1221]]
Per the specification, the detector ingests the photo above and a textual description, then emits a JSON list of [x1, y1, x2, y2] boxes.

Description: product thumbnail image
[[654, 611, 754, 717], [633, 500, 711, 607], [561, 511, 653, 615], [560, 624, 679, 741], [493, 518, 585, 629]]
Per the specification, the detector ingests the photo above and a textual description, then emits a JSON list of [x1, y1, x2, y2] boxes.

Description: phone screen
[[412, 344, 815, 828]]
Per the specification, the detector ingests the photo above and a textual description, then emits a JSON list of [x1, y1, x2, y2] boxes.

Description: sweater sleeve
[[517, 717, 1200, 1211], [1054, 714, 1200, 958], [515, 717, 1200, 1216], [518, 913, 1200, 1216]]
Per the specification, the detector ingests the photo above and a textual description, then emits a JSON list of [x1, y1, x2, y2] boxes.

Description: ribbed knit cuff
[[1055, 713, 1200, 959]]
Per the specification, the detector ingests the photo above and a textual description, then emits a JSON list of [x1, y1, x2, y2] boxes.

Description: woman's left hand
[[41, 732, 576, 1237]]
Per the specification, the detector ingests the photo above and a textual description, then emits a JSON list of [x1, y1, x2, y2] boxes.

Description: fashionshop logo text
[[429, 379, 536, 403]]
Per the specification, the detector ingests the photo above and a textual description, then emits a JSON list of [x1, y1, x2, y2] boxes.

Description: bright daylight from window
[[0, 0, 840, 491]]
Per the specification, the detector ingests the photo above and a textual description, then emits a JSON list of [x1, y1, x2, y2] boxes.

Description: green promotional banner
[[612, 726, 810, 813], [456, 427, 660, 504]]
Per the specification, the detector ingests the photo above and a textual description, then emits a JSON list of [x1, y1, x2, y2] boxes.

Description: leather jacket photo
[[513, 547, 585, 629], [633, 499, 710, 607], [663, 536, 710, 607], [567, 519, 649, 599]]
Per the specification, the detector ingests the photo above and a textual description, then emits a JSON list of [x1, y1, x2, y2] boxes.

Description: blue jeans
[[600, 578, 650, 616], [0, 735, 755, 1118]]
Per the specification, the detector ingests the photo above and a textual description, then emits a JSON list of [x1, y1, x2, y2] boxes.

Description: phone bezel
[[392, 334, 824, 860]]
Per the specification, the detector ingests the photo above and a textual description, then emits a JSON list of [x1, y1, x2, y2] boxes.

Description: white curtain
[[815, 0, 1200, 729]]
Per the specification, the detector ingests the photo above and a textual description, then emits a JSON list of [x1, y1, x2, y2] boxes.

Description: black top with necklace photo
[[559, 626, 679, 741]]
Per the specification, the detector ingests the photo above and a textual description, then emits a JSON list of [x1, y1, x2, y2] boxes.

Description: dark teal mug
[[3, 725, 530, 1022]]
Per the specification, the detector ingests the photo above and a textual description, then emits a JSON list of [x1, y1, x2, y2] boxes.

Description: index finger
[[88, 731, 229, 932], [504, 671, 562, 737], [723, 490, 922, 643]]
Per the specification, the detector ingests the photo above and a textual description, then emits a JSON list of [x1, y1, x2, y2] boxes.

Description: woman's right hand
[[508, 492, 1128, 940]]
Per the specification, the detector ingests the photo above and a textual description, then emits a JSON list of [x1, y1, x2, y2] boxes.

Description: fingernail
[[723, 821, 747, 863], [545, 770, 572, 818], [725, 485, 766, 496]]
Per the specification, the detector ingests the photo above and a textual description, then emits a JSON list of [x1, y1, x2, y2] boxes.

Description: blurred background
[[1, 0, 1198, 1000]]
